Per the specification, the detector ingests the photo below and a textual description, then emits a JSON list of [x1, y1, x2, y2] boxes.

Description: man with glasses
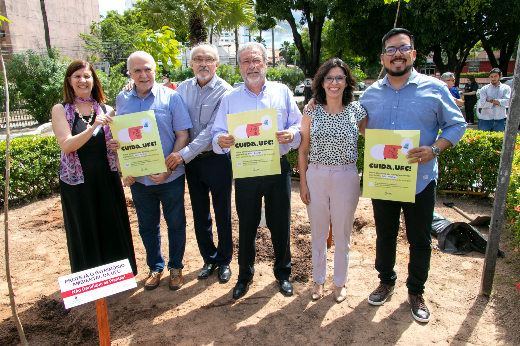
[[212, 42, 302, 300], [110, 51, 192, 291], [478, 68, 511, 132], [441, 72, 464, 107], [166, 44, 235, 283], [359, 28, 466, 323]]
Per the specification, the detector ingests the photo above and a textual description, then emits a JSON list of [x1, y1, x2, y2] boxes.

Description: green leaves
[[134, 27, 181, 70]]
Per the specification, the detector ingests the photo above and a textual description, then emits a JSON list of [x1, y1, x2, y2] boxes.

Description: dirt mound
[[21, 200, 64, 232]]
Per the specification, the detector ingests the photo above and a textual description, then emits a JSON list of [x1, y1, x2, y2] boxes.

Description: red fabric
[[166, 82, 177, 90]]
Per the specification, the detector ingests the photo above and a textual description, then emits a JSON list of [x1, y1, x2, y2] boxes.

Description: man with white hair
[[167, 44, 234, 283], [212, 42, 302, 300], [441, 72, 464, 107], [110, 51, 192, 291]]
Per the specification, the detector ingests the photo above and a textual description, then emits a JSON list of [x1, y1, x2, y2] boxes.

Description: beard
[[196, 67, 211, 81], [384, 57, 413, 77], [241, 67, 266, 85]]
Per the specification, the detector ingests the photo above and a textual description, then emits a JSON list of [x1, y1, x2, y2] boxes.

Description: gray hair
[[237, 42, 268, 65], [190, 44, 220, 62], [440, 72, 455, 81], [127, 51, 157, 71]]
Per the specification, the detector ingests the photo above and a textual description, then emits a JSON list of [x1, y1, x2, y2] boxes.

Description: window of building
[[468, 62, 479, 73], [420, 64, 436, 76]]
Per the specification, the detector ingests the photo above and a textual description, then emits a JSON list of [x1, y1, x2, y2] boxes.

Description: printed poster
[[227, 108, 280, 179], [109, 110, 167, 178], [362, 129, 420, 203]]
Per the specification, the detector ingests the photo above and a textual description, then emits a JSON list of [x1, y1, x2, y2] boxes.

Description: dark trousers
[[464, 97, 477, 124], [185, 152, 233, 266], [371, 180, 436, 296], [235, 157, 292, 284]]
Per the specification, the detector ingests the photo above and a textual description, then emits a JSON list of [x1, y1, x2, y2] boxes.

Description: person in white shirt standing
[[478, 68, 511, 132]]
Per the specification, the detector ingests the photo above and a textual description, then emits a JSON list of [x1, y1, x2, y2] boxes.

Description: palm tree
[[270, 23, 287, 67]]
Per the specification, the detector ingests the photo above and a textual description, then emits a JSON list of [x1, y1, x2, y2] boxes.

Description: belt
[[280, 154, 287, 162], [196, 151, 216, 159]]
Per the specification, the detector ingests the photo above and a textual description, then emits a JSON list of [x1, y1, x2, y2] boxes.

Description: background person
[[462, 75, 478, 125], [299, 58, 367, 302], [163, 74, 178, 90], [478, 68, 511, 132], [441, 72, 464, 107], [52, 60, 137, 275]]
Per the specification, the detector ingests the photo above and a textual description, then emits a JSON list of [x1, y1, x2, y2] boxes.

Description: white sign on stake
[[57, 259, 137, 309]]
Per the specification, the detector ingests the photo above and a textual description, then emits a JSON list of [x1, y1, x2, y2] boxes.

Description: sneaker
[[169, 268, 184, 290], [144, 271, 163, 290], [367, 283, 395, 305], [407, 294, 431, 323]]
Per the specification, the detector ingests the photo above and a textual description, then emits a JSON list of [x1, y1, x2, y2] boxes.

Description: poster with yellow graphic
[[227, 108, 280, 179], [109, 110, 167, 178], [362, 129, 420, 202]]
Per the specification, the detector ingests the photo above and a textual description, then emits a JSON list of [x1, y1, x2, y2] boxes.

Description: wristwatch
[[431, 145, 440, 157]]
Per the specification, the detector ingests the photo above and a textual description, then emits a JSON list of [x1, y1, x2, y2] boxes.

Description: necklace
[[74, 102, 95, 126]]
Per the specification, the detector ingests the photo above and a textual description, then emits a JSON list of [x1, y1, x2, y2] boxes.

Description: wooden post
[[480, 37, 520, 296], [95, 298, 111, 346], [327, 221, 332, 248]]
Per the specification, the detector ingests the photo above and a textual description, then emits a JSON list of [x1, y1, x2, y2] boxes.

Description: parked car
[[500, 76, 513, 88], [357, 82, 366, 91], [294, 82, 305, 96], [233, 82, 244, 88]]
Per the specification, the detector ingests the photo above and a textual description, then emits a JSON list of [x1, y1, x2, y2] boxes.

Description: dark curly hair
[[312, 58, 356, 106]]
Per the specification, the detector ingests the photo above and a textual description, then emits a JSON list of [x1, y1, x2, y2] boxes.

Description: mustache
[[198, 67, 210, 73], [247, 68, 261, 74], [391, 57, 406, 63]]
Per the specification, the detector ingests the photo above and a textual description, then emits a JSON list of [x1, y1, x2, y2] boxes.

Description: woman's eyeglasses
[[324, 75, 346, 84]]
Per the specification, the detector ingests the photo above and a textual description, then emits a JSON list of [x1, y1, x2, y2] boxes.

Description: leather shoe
[[232, 280, 252, 300], [169, 268, 183, 290], [218, 264, 232, 283], [278, 279, 293, 296], [198, 263, 216, 279], [144, 271, 162, 290]]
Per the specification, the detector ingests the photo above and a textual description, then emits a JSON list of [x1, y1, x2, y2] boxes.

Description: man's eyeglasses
[[383, 45, 413, 56], [193, 57, 216, 65], [324, 75, 346, 84]]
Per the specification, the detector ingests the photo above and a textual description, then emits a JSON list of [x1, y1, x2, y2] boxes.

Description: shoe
[[169, 268, 184, 290], [278, 280, 293, 296], [198, 263, 216, 279], [144, 271, 163, 290], [407, 294, 431, 323], [232, 280, 252, 300], [218, 264, 232, 283], [312, 282, 324, 300], [334, 286, 347, 303], [367, 283, 395, 305]]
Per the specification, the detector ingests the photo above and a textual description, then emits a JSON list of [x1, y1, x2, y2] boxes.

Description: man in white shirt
[[478, 68, 511, 132]]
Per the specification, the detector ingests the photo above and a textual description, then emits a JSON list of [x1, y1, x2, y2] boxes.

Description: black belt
[[196, 151, 216, 159]]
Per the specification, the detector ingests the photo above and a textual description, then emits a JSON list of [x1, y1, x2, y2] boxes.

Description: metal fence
[[0, 100, 38, 129]]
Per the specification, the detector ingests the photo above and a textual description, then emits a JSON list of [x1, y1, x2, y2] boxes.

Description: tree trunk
[[1, 40, 29, 346], [271, 28, 275, 67], [234, 27, 239, 65], [40, 0, 52, 57], [209, 26, 213, 44], [189, 11, 207, 46]]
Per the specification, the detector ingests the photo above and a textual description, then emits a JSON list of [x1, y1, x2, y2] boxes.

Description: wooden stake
[[327, 221, 332, 248], [95, 298, 111, 346], [480, 37, 520, 296]]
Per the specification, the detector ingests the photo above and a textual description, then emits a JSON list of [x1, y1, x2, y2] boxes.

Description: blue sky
[[98, 0, 296, 48]]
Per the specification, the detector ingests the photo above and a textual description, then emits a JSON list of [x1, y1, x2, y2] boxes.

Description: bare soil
[[1, 181, 519, 345]]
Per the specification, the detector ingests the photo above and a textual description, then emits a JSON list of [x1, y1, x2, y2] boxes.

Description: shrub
[[216, 65, 242, 86], [6, 49, 68, 124], [0, 135, 61, 206], [169, 67, 194, 83], [460, 72, 514, 79], [96, 62, 128, 108]]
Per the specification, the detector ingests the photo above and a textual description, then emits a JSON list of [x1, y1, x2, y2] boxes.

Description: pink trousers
[[306, 162, 360, 287]]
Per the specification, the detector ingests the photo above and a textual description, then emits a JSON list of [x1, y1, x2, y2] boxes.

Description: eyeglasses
[[240, 59, 263, 66], [193, 57, 216, 65], [324, 75, 346, 84], [383, 45, 413, 56]]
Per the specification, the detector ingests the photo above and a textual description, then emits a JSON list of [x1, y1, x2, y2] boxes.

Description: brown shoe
[[407, 294, 431, 323], [144, 271, 163, 290], [169, 268, 183, 290], [367, 283, 395, 305]]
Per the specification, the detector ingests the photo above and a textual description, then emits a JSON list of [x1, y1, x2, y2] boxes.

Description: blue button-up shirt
[[212, 81, 302, 156], [115, 82, 192, 186], [359, 68, 467, 194], [176, 74, 233, 163]]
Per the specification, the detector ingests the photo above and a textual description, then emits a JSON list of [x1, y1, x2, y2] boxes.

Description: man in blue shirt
[[359, 28, 466, 323], [110, 51, 192, 291], [212, 42, 302, 300], [441, 72, 463, 107], [167, 44, 235, 283]]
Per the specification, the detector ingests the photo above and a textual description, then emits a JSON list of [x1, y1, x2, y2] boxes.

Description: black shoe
[[278, 279, 293, 296], [367, 283, 395, 305], [218, 264, 232, 283], [232, 280, 252, 300], [197, 263, 216, 279], [407, 294, 431, 323]]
